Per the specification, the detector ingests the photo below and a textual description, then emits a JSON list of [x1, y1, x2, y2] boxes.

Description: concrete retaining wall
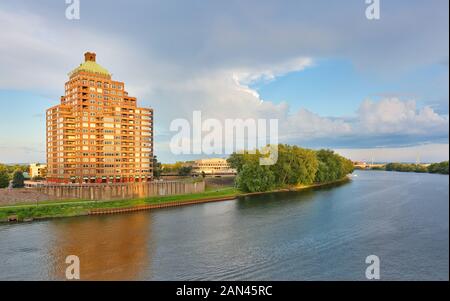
[[36, 181, 205, 201]]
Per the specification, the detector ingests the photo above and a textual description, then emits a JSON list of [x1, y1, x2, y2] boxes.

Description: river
[[0, 170, 448, 280]]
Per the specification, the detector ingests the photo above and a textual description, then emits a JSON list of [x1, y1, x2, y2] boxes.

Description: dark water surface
[[0, 170, 448, 280]]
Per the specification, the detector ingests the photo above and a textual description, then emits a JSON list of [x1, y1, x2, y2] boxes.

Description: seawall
[[36, 181, 205, 201]]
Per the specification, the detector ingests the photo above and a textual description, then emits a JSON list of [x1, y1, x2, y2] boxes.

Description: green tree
[[385, 162, 447, 174], [269, 145, 318, 186], [270, 144, 296, 186], [227, 151, 260, 173], [12, 169, 25, 188], [178, 166, 193, 176], [0, 168, 9, 188], [292, 146, 319, 185], [229, 144, 353, 192], [314, 149, 352, 183], [428, 161, 449, 174], [315, 150, 337, 183], [152, 156, 162, 179], [236, 161, 275, 192], [414, 165, 428, 173], [339, 155, 355, 176]]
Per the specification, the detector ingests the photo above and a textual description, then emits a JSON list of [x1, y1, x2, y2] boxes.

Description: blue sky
[[252, 59, 449, 117], [0, 0, 448, 163]]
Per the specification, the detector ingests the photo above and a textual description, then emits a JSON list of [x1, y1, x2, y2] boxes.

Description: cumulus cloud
[[281, 108, 352, 140], [357, 98, 449, 135]]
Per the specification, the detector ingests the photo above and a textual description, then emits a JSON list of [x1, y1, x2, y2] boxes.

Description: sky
[[0, 0, 448, 163]]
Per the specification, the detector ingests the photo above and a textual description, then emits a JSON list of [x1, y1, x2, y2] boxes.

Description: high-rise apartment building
[[46, 52, 153, 183]]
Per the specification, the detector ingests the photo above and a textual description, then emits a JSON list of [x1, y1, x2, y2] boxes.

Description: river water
[[0, 170, 448, 280]]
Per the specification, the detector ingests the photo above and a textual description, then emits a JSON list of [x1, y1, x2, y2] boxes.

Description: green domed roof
[[69, 60, 110, 77]]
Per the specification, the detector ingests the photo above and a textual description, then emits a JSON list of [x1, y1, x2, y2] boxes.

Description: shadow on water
[[235, 178, 352, 209]]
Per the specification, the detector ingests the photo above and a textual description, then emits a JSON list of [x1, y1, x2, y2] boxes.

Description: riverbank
[[0, 177, 350, 223], [355, 161, 449, 175]]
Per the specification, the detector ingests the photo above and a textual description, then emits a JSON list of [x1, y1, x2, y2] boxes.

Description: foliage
[[161, 161, 184, 172], [0, 168, 9, 188], [235, 161, 275, 192], [384, 162, 445, 174], [370, 166, 385, 170], [12, 170, 25, 188], [152, 156, 162, 179], [0, 164, 29, 180], [227, 151, 260, 173], [229, 145, 354, 193], [314, 149, 354, 183], [161, 161, 194, 175], [270, 144, 319, 186], [427, 161, 449, 175], [178, 166, 193, 176]]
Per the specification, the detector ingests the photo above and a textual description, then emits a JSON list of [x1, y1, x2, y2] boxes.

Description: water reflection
[[47, 212, 154, 280]]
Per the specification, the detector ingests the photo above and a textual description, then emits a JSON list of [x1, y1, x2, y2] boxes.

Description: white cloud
[[357, 98, 449, 135], [0, 9, 154, 93], [232, 57, 313, 85], [281, 108, 352, 140]]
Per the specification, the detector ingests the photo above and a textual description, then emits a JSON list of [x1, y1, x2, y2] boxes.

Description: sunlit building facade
[[46, 52, 153, 183], [192, 158, 236, 175], [29, 163, 47, 179]]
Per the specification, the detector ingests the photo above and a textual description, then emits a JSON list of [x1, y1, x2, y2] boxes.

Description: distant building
[[353, 161, 368, 169], [29, 163, 47, 178], [46, 52, 154, 183], [353, 161, 386, 169], [192, 158, 236, 175]]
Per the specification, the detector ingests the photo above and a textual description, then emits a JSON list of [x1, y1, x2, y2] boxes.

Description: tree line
[[160, 161, 194, 176], [227, 144, 354, 193], [384, 161, 449, 174], [0, 164, 28, 189]]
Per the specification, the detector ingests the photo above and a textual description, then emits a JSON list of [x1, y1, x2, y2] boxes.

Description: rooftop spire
[[69, 52, 110, 77], [84, 52, 96, 62]]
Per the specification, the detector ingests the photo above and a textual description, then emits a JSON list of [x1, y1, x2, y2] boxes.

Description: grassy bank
[[0, 177, 350, 223], [0, 187, 238, 222]]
